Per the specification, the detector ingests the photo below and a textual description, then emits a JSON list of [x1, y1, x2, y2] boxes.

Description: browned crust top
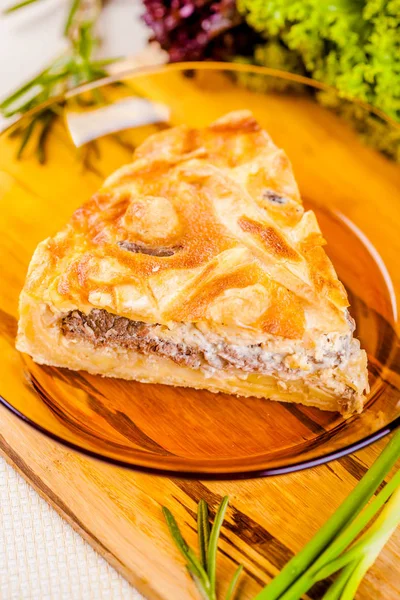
[[24, 110, 349, 338]]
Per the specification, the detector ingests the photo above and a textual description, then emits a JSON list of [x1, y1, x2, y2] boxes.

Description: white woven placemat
[[0, 457, 144, 600]]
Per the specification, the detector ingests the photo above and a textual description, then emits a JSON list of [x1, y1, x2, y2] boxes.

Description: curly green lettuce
[[237, 0, 400, 121]]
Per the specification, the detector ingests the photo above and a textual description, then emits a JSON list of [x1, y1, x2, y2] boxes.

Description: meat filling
[[61, 309, 202, 368], [61, 309, 354, 384]]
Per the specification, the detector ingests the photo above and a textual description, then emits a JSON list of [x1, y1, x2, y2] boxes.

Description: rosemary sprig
[[1, 0, 114, 161], [163, 496, 243, 600]]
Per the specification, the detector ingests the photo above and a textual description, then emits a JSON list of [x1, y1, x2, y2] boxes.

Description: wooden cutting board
[[0, 62, 399, 599], [0, 408, 399, 599]]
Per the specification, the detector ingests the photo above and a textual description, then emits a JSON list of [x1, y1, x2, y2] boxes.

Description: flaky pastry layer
[[17, 110, 369, 413]]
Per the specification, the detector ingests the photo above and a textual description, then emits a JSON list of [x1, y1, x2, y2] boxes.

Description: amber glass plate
[[1, 63, 399, 477]]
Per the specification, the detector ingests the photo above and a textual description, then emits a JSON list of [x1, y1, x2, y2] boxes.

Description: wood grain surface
[[0, 410, 399, 599], [0, 64, 399, 599]]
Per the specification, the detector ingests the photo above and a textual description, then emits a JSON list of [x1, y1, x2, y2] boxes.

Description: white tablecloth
[[0, 1, 148, 597], [0, 460, 143, 600]]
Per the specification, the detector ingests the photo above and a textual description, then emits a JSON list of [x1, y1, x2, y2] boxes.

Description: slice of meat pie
[[17, 110, 369, 414]]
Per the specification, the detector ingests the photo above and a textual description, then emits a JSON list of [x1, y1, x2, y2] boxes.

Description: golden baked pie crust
[[17, 110, 369, 414]]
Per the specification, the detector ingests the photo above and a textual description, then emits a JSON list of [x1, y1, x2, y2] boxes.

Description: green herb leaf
[[208, 496, 229, 599], [225, 565, 243, 600], [16, 118, 37, 159], [0, 77, 43, 114], [3, 0, 43, 14], [77, 23, 94, 61], [163, 498, 243, 600], [187, 565, 213, 600], [36, 111, 55, 164], [198, 499, 210, 570], [2, 90, 42, 118], [0, 77, 44, 111], [162, 507, 211, 594], [64, 0, 81, 36], [162, 506, 190, 555], [1, 0, 108, 162]]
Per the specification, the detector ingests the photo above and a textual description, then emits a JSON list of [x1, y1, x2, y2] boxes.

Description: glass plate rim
[[1, 391, 399, 479], [3, 61, 400, 138], [1, 62, 399, 478]]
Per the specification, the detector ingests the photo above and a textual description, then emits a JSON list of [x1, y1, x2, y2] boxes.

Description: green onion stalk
[[256, 429, 400, 600], [164, 429, 400, 600]]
